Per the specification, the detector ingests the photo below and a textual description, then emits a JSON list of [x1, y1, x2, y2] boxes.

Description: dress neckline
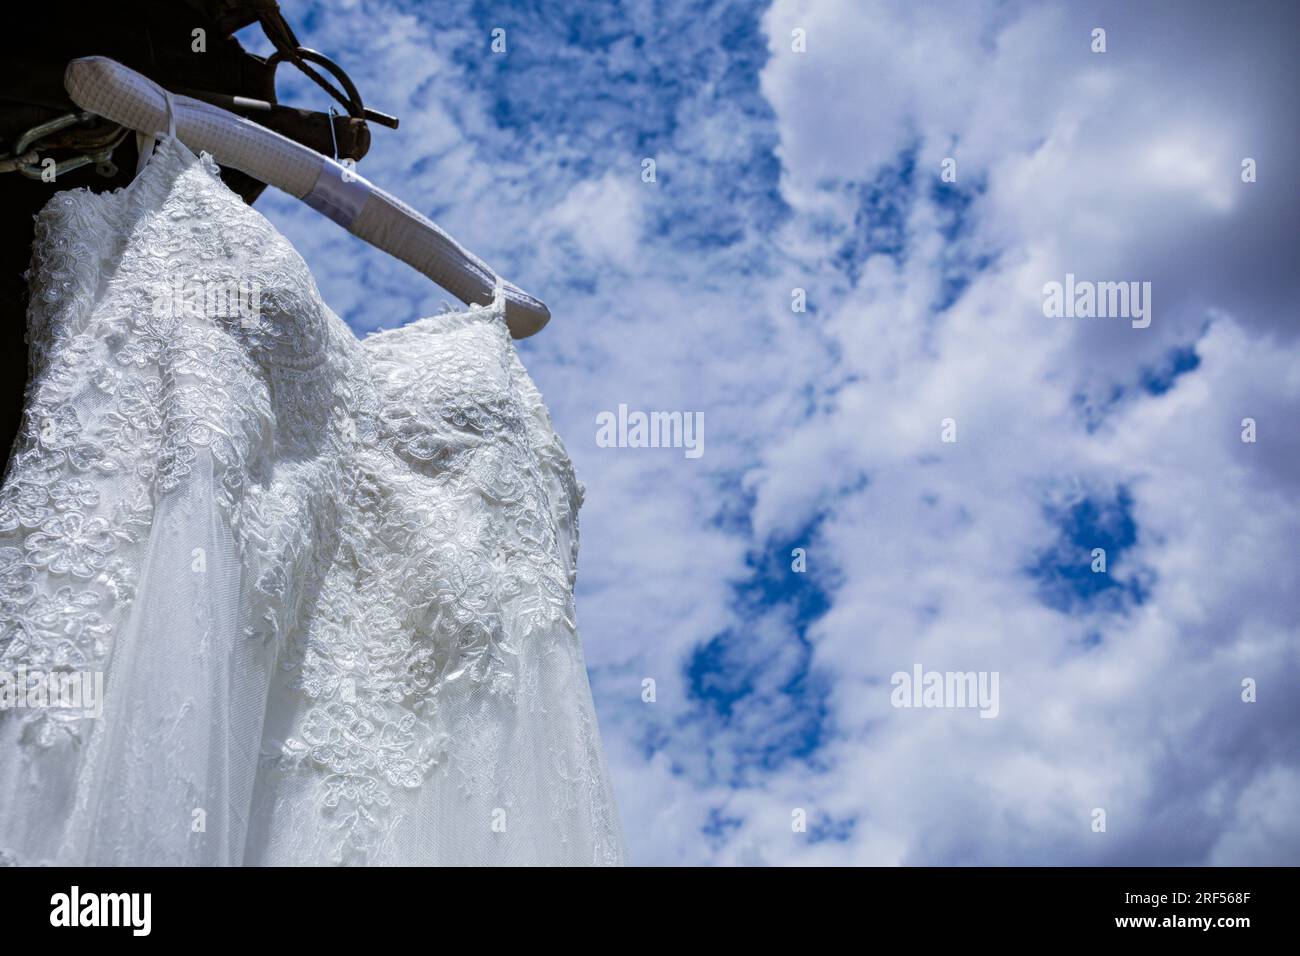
[[37, 135, 509, 343]]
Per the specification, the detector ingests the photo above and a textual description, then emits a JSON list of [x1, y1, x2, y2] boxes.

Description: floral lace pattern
[[0, 136, 624, 865]]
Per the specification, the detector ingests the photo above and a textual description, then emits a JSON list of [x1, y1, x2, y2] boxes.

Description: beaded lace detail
[[0, 135, 624, 866]]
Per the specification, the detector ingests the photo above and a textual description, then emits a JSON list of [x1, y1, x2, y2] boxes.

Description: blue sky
[[241, 0, 1300, 864]]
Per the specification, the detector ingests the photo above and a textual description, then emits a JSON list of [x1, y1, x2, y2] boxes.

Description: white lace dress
[[0, 130, 625, 866]]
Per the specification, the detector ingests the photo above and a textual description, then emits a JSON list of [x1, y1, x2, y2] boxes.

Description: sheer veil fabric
[[0, 93, 626, 866]]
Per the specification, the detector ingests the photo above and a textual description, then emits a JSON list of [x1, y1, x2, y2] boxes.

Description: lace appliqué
[[3, 134, 623, 865]]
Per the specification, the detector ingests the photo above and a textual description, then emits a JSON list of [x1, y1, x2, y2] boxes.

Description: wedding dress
[[0, 94, 625, 866]]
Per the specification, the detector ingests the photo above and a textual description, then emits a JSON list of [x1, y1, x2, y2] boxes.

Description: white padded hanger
[[65, 56, 549, 338]]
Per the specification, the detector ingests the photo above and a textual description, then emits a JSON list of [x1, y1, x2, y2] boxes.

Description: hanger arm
[[64, 56, 548, 338]]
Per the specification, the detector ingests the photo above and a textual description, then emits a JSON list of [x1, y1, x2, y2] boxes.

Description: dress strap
[[491, 275, 506, 313], [470, 274, 508, 320], [161, 86, 177, 140], [134, 84, 178, 177]]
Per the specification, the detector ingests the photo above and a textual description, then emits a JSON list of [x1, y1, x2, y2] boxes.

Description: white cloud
[[743, 0, 1300, 864], [549, 172, 646, 267]]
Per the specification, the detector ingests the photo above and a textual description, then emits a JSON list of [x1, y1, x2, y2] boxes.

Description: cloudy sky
[[240, 0, 1300, 865]]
